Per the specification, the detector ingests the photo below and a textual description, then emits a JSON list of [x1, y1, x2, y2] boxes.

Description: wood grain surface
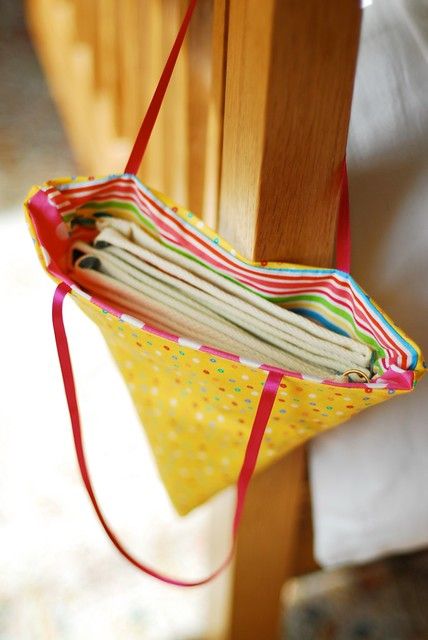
[[219, 0, 361, 265]]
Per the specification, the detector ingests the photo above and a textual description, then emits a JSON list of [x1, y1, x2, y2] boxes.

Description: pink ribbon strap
[[52, 282, 283, 586], [336, 159, 351, 273]]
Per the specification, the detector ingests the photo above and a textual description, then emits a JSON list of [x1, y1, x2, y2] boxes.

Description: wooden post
[[201, 0, 228, 228], [215, 1, 361, 638]]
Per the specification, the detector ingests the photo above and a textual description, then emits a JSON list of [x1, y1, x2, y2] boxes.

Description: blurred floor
[[284, 551, 428, 640], [1, 1, 428, 639]]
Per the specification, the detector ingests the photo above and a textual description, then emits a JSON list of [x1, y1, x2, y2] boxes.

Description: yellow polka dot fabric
[[24, 175, 425, 515], [77, 296, 398, 514]]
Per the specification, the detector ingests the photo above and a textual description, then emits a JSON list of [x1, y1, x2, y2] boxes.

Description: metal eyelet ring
[[343, 369, 370, 383]]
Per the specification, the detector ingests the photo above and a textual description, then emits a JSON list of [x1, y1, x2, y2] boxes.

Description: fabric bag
[[24, 0, 425, 585]]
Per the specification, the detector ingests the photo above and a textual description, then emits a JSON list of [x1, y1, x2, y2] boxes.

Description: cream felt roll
[[95, 220, 372, 360], [72, 248, 349, 379], [71, 234, 372, 380]]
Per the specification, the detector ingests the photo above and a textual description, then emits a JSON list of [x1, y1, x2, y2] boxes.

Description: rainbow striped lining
[[40, 174, 424, 388]]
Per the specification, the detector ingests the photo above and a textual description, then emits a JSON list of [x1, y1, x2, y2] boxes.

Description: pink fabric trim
[[378, 367, 414, 390], [52, 282, 283, 586]]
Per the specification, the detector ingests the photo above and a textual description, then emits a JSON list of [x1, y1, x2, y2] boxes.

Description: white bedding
[[310, 0, 428, 566]]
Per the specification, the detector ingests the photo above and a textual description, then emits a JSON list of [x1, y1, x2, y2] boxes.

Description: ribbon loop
[[52, 282, 282, 586]]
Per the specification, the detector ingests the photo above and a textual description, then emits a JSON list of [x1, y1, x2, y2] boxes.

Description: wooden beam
[[229, 449, 307, 640], [184, 0, 214, 216], [214, 1, 361, 638], [202, 0, 228, 228], [137, 0, 165, 189]]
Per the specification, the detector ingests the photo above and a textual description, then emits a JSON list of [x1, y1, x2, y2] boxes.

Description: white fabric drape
[[310, 0, 428, 566]]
